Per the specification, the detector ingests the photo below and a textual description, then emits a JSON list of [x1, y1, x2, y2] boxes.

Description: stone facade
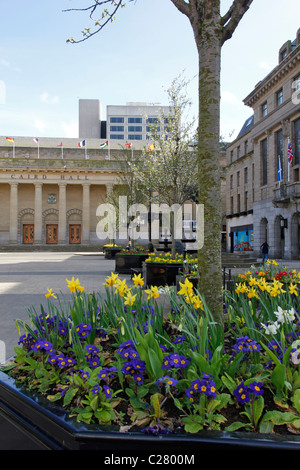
[[226, 28, 300, 259]]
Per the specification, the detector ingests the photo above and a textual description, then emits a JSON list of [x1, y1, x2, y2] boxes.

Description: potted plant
[[1, 268, 300, 451], [115, 247, 150, 274]]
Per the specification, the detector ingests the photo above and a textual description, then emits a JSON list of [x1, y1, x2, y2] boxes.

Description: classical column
[[82, 183, 90, 244], [34, 183, 43, 244], [9, 182, 18, 244], [58, 183, 67, 244]]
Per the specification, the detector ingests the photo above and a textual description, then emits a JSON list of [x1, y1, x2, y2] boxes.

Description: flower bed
[[1, 264, 300, 447]]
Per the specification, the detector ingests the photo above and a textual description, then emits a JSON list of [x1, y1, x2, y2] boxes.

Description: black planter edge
[[1, 371, 300, 450]]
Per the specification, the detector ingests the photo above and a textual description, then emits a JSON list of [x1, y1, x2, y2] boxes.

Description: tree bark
[[193, 6, 223, 320]]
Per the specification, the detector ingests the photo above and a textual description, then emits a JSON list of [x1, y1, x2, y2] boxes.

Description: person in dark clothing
[[260, 241, 269, 263]]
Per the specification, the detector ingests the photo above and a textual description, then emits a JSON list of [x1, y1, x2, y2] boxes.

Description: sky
[[0, 0, 299, 142]]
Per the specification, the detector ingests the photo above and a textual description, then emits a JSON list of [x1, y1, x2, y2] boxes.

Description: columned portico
[[58, 183, 67, 245], [9, 182, 18, 244]]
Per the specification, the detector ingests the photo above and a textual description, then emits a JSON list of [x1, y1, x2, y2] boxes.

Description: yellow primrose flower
[[45, 288, 57, 299], [66, 277, 84, 293], [145, 285, 159, 299], [124, 291, 137, 306], [132, 273, 144, 287], [289, 283, 298, 296]]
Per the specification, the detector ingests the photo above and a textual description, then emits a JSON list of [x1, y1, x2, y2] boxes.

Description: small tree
[[133, 75, 198, 256]]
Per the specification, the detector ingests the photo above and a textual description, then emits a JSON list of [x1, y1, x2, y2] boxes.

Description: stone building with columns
[[226, 27, 300, 259], [0, 136, 126, 247]]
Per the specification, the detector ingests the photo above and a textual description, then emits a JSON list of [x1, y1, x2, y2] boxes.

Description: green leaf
[[225, 421, 249, 432], [148, 347, 163, 380], [150, 393, 162, 419], [184, 422, 203, 433], [252, 396, 264, 427], [63, 386, 79, 407], [293, 389, 300, 414]]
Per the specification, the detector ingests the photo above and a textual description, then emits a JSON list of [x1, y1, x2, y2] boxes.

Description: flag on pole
[[100, 141, 108, 149], [277, 155, 283, 182], [125, 142, 133, 149], [288, 138, 293, 165], [6, 137, 14, 143], [78, 140, 85, 148], [57, 142, 63, 147]]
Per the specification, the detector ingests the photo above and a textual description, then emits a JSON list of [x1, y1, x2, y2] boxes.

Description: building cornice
[[243, 44, 300, 108]]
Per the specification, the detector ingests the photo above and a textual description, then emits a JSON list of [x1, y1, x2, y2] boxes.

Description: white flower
[[291, 340, 300, 365], [274, 306, 296, 324], [261, 321, 280, 335]]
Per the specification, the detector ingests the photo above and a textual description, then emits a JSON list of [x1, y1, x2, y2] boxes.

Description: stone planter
[[115, 253, 149, 274], [1, 371, 299, 451]]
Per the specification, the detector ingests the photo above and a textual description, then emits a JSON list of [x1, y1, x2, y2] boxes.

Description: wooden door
[[23, 224, 34, 244], [46, 224, 58, 244], [69, 224, 81, 244]]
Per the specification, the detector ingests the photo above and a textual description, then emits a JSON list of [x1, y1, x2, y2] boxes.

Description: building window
[[237, 171, 240, 187], [128, 117, 142, 123], [230, 174, 233, 189], [261, 102, 268, 117], [110, 117, 124, 123], [231, 196, 234, 214], [237, 146, 240, 159], [276, 89, 283, 106], [146, 126, 160, 133], [147, 117, 159, 124], [110, 134, 124, 140], [276, 129, 283, 180], [294, 118, 300, 166], [128, 126, 142, 132], [110, 126, 124, 132], [261, 138, 268, 186], [128, 134, 143, 140], [280, 49, 287, 62], [244, 191, 248, 212], [230, 150, 234, 163], [237, 194, 241, 213], [244, 167, 248, 184], [245, 140, 248, 155]]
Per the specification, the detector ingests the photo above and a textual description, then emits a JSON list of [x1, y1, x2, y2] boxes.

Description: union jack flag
[[288, 138, 293, 165]]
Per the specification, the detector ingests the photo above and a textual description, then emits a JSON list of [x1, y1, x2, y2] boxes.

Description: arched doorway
[[18, 208, 35, 244], [259, 217, 268, 248], [274, 215, 284, 259], [67, 209, 82, 244], [43, 209, 59, 244]]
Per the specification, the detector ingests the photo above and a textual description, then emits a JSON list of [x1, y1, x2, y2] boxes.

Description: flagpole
[[38, 141, 39, 159], [13, 140, 15, 159]]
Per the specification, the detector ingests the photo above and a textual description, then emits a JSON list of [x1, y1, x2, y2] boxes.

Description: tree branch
[[221, 0, 253, 45], [169, 0, 191, 18], [64, 0, 134, 43]]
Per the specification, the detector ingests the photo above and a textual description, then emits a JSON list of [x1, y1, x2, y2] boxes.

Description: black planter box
[[115, 254, 149, 274], [104, 247, 122, 259], [1, 372, 300, 451], [176, 275, 200, 292], [144, 262, 184, 287]]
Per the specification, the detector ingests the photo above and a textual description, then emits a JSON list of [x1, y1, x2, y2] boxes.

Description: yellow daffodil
[[66, 277, 84, 293], [272, 260, 278, 266], [178, 278, 194, 297], [132, 273, 144, 287], [45, 288, 57, 299], [115, 279, 128, 297], [235, 282, 247, 294], [247, 287, 258, 299], [145, 285, 159, 299], [124, 291, 137, 306], [289, 283, 298, 296], [191, 294, 203, 310], [103, 272, 119, 287]]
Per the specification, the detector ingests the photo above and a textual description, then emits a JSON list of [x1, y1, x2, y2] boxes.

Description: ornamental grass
[[2, 262, 300, 436]]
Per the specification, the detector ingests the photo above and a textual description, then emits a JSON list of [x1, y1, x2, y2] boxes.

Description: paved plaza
[[0, 252, 132, 361], [0, 252, 300, 362]]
